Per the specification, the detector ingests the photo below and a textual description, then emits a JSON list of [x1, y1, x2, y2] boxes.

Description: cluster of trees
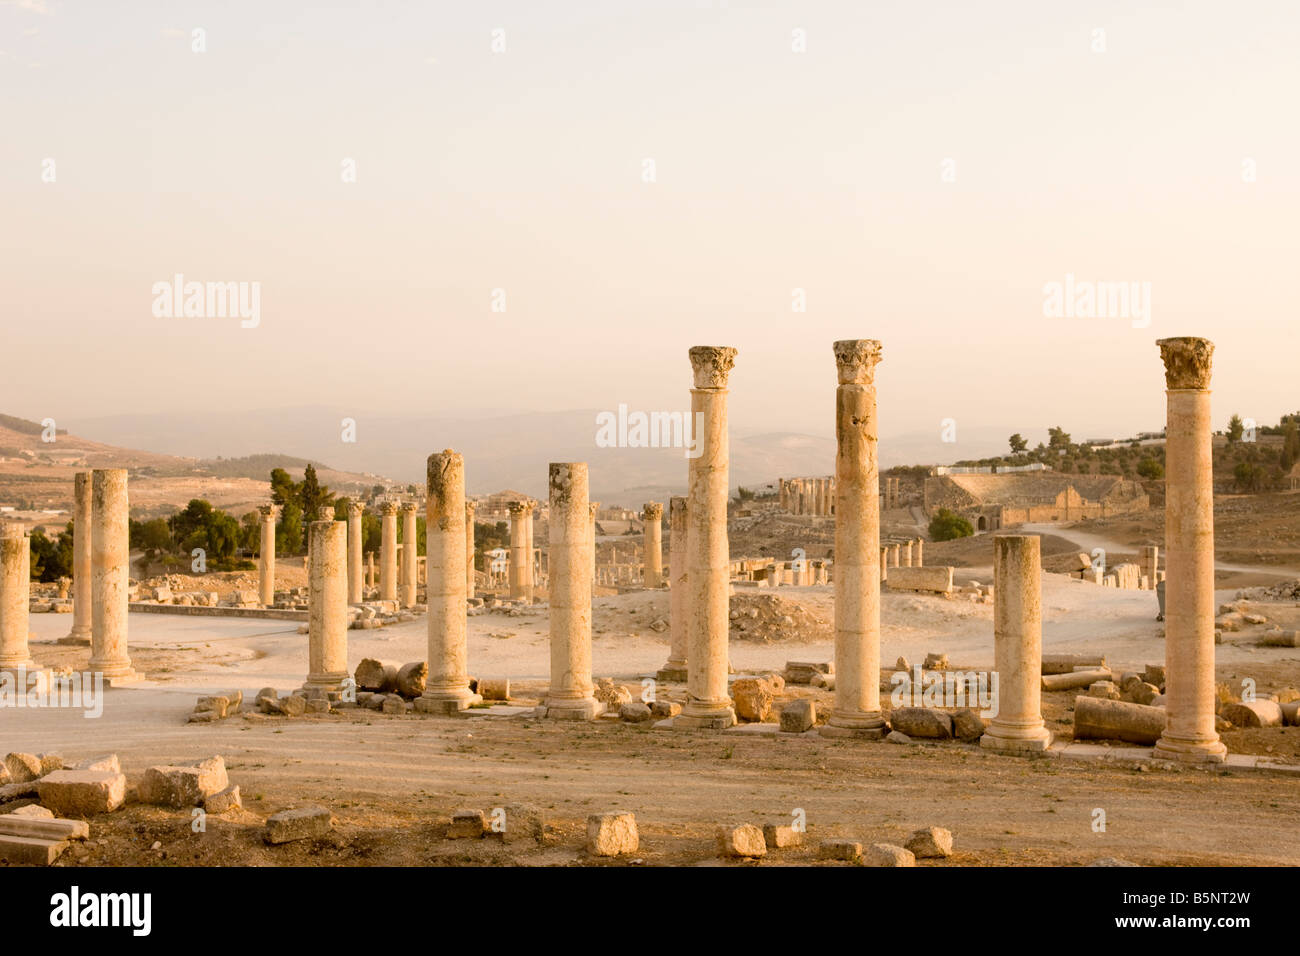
[[928, 508, 973, 542], [28, 524, 74, 582]]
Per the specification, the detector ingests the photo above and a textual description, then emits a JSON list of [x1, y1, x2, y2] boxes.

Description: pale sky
[[2, 0, 1297, 448]]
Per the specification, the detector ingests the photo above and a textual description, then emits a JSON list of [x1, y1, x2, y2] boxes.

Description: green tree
[[270, 468, 298, 507], [1009, 433, 1028, 453], [1226, 413, 1244, 444], [928, 508, 974, 542], [278, 501, 304, 554], [1136, 458, 1164, 480], [299, 464, 332, 522], [1047, 426, 1071, 451]]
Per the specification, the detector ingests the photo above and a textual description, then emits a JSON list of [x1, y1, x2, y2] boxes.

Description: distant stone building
[[923, 473, 1148, 531]]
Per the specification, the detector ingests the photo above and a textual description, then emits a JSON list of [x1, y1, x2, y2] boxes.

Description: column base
[[820, 712, 886, 739], [59, 626, 92, 647], [980, 727, 1053, 754], [1153, 734, 1227, 764], [414, 692, 482, 715], [673, 706, 737, 730], [536, 698, 605, 721], [301, 675, 350, 702], [89, 660, 144, 687], [655, 664, 688, 683]]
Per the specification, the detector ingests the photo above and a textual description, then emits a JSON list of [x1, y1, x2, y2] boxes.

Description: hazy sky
[[3, 0, 1297, 451]]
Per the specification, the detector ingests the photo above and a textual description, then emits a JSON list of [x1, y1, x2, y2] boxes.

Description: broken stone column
[[508, 501, 533, 602], [658, 496, 689, 682], [415, 450, 480, 714], [258, 504, 277, 607], [399, 501, 418, 607], [1140, 545, 1158, 591], [379, 501, 399, 602], [540, 463, 603, 719], [303, 520, 349, 699], [0, 522, 35, 675], [981, 534, 1051, 753], [89, 469, 139, 683], [642, 502, 663, 587], [346, 501, 364, 604], [465, 501, 476, 600], [678, 346, 737, 729], [1154, 337, 1226, 763], [822, 340, 886, 738], [65, 470, 94, 644]]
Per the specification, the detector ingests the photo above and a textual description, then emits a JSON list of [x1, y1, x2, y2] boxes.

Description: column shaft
[[304, 520, 349, 697], [982, 534, 1051, 752], [89, 469, 138, 682]]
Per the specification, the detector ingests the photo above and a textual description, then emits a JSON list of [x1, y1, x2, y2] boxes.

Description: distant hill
[[0, 414, 66, 438], [195, 454, 333, 480]]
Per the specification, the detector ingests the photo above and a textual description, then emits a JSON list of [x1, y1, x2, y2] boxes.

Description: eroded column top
[[1157, 337, 1214, 390], [549, 462, 588, 505], [1, 520, 25, 540], [380, 500, 400, 516], [426, 450, 464, 499], [689, 346, 738, 389], [833, 339, 883, 385], [642, 501, 663, 520], [508, 500, 531, 517], [347, 501, 365, 518], [258, 503, 280, 520], [399, 500, 418, 515]]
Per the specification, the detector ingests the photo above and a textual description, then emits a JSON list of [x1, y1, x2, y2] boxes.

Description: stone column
[[822, 340, 886, 738], [1154, 337, 1226, 763], [303, 520, 349, 699], [642, 502, 663, 587], [890, 543, 900, 567], [880, 547, 888, 582], [1140, 544, 1158, 590], [346, 501, 364, 604], [982, 534, 1052, 753], [67, 471, 93, 644], [589, 502, 599, 585], [678, 346, 737, 729], [379, 501, 398, 602], [904, 540, 913, 567], [89, 469, 139, 683], [658, 496, 689, 682], [915, 538, 924, 567], [508, 501, 532, 602], [0, 523, 35, 675], [416, 450, 480, 714], [365, 552, 375, 590], [399, 501, 418, 607], [465, 501, 477, 600], [539, 463, 602, 719], [779, 479, 788, 512], [258, 504, 277, 607]]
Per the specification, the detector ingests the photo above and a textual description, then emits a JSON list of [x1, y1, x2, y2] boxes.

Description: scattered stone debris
[[905, 826, 953, 859], [587, 812, 638, 857], [717, 823, 767, 858], [264, 806, 334, 845]]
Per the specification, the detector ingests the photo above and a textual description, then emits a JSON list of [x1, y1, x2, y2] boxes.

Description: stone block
[[889, 707, 953, 739], [138, 756, 229, 808], [650, 700, 681, 718], [779, 699, 815, 733], [717, 823, 767, 858], [4, 753, 42, 784], [587, 811, 638, 857], [204, 785, 242, 814], [264, 806, 333, 844], [885, 566, 954, 594], [763, 824, 802, 849], [499, 803, 546, 845], [951, 709, 986, 742], [448, 809, 486, 839], [817, 839, 862, 862], [619, 702, 653, 722], [905, 826, 952, 858], [36, 770, 126, 816], [730, 677, 774, 722], [1220, 700, 1283, 728], [865, 843, 915, 867]]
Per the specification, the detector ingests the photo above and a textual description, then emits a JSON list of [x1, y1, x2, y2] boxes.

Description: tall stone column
[[0, 523, 35, 675], [658, 496, 689, 682], [642, 502, 663, 587], [303, 520, 349, 699], [66, 471, 93, 644], [539, 463, 602, 719], [465, 501, 477, 600], [904, 540, 913, 567], [508, 501, 532, 602], [258, 504, 277, 607], [1154, 337, 1226, 763], [589, 502, 599, 586], [416, 451, 479, 714], [779, 479, 788, 512], [915, 538, 924, 567], [399, 501, 418, 607], [890, 543, 900, 567], [677, 346, 737, 729], [365, 552, 375, 590], [380, 501, 399, 602], [89, 469, 139, 684], [526, 504, 536, 595], [982, 534, 1052, 753], [822, 340, 886, 738], [880, 547, 888, 582], [346, 501, 364, 604]]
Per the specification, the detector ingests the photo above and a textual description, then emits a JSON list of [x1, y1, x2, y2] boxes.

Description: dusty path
[[1023, 522, 1300, 578]]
